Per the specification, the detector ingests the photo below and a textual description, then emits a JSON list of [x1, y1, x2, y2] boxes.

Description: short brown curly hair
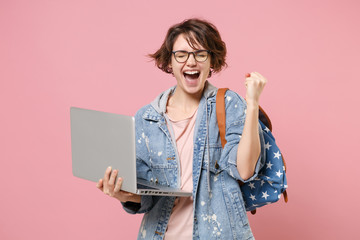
[[148, 18, 227, 77]]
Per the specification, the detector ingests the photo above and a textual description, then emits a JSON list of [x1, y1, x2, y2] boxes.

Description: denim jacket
[[123, 82, 266, 240]]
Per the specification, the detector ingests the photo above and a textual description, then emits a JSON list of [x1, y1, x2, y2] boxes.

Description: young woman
[[96, 18, 267, 240]]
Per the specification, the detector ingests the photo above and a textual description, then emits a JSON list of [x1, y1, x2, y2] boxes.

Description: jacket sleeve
[[122, 156, 162, 214], [121, 107, 161, 214], [220, 90, 266, 183], [122, 191, 161, 214]]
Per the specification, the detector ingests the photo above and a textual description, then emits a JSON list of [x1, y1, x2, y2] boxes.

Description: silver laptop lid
[[70, 107, 137, 193]]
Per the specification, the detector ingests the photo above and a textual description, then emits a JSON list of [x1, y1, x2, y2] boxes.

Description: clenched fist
[[244, 72, 267, 106]]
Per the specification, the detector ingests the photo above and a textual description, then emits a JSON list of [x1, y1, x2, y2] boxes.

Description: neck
[[168, 87, 203, 113]]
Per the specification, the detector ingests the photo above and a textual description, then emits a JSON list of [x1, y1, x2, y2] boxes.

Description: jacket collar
[[142, 81, 217, 121]]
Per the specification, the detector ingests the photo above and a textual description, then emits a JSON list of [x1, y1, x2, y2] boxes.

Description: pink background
[[1, 0, 359, 239]]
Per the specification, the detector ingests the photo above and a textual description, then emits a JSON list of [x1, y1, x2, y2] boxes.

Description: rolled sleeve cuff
[[121, 195, 153, 214], [226, 123, 266, 183], [227, 151, 264, 183]]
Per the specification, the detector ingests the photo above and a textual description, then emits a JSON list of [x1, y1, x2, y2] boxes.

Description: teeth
[[184, 71, 199, 75]]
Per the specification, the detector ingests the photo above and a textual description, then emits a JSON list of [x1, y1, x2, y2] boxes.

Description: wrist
[[245, 97, 259, 106], [246, 101, 259, 110], [132, 195, 141, 203]]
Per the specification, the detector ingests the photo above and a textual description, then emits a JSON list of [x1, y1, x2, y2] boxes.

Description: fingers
[[244, 71, 267, 103], [102, 166, 111, 195], [96, 179, 103, 190], [103, 166, 112, 184], [99, 166, 123, 197], [245, 72, 267, 87], [245, 72, 256, 88], [245, 72, 267, 83], [252, 71, 266, 81], [108, 169, 118, 188], [114, 177, 123, 193], [97, 171, 139, 202]]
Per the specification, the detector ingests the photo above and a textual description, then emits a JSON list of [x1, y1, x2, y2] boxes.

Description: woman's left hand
[[244, 72, 267, 106]]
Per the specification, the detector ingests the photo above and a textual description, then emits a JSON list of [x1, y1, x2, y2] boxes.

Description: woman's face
[[169, 34, 211, 96]]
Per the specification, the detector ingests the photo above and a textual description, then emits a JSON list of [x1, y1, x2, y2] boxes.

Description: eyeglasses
[[172, 50, 211, 63]]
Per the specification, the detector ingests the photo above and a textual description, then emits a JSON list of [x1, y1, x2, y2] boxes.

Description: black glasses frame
[[172, 50, 211, 63]]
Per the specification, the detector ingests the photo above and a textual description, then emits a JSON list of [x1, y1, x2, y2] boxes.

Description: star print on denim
[[265, 142, 272, 150], [239, 120, 288, 212], [273, 151, 281, 159]]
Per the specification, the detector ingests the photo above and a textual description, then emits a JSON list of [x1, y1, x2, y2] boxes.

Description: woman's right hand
[[96, 166, 141, 203]]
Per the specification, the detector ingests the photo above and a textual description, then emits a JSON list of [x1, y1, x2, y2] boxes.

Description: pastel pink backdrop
[[1, 0, 358, 239]]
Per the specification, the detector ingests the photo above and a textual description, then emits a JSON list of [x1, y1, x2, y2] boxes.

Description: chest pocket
[[143, 131, 178, 187], [150, 164, 177, 187], [147, 151, 178, 187]]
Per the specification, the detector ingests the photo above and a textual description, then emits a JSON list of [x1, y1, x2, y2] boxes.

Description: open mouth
[[183, 71, 200, 81]]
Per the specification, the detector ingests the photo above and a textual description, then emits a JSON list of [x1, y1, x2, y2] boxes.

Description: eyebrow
[[173, 49, 207, 52]]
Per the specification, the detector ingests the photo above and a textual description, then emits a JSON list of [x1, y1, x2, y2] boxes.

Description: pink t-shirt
[[164, 109, 198, 240]]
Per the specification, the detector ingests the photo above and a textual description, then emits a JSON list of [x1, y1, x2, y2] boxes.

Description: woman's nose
[[186, 53, 197, 66]]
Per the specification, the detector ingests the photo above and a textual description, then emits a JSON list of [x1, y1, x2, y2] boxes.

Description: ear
[[167, 64, 173, 73]]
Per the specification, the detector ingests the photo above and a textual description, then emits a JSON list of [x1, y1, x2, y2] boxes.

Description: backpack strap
[[216, 88, 229, 148], [259, 105, 272, 132]]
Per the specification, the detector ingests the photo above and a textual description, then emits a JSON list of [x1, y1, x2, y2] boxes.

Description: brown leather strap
[[216, 88, 229, 148], [283, 190, 288, 203], [281, 153, 286, 172], [259, 105, 272, 132]]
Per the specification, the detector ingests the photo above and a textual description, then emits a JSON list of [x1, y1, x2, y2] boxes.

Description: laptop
[[70, 107, 192, 197]]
